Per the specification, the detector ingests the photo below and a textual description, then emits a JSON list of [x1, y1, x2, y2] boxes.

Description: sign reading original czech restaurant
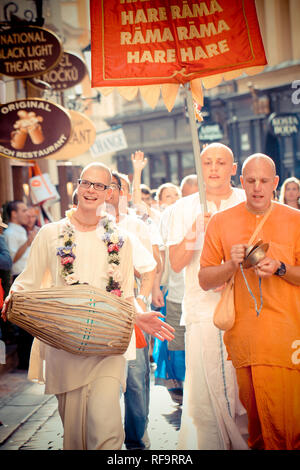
[[0, 26, 63, 78], [28, 52, 88, 91], [0, 99, 72, 160]]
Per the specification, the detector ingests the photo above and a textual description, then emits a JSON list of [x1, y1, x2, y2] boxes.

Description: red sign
[[90, 0, 267, 87], [0, 99, 72, 160]]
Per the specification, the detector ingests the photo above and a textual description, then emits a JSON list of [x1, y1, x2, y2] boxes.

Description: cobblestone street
[[0, 366, 181, 451]]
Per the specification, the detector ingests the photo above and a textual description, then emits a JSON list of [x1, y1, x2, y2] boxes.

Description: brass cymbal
[[243, 242, 269, 269], [244, 239, 263, 258]]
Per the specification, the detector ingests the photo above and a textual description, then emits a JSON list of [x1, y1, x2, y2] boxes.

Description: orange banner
[[90, 0, 267, 87]]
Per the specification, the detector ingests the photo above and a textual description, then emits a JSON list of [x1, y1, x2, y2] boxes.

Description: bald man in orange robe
[[199, 154, 300, 450]]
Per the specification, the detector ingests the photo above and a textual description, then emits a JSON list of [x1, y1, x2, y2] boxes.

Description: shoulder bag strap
[[247, 202, 273, 246], [228, 202, 274, 287]]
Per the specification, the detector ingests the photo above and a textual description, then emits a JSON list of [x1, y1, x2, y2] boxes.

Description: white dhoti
[[11, 220, 139, 451], [28, 337, 131, 450], [56, 375, 125, 450], [177, 320, 249, 450]]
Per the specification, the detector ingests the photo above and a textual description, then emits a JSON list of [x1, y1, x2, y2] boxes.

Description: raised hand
[[131, 150, 148, 172]]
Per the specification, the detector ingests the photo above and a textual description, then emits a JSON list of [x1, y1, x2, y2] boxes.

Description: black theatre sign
[[0, 26, 63, 78]]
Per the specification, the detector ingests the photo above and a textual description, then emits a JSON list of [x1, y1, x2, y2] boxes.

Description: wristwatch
[[274, 261, 286, 277], [136, 294, 148, 304]]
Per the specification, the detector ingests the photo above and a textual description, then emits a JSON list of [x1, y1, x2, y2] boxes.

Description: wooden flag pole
[[184, 82, 207, 212]]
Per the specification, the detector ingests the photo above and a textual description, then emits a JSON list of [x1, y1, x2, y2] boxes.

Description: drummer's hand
[[254, 257, 280, 278], [1, 294, 11, 322], [135, 311, 175, 342]]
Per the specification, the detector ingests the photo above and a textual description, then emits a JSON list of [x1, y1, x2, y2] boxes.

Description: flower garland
[[100, 215, 124, 297], [56, 212, 124, 296], [57, 218, 78, 285]]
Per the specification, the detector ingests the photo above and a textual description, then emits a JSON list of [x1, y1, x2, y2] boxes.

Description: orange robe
[[200, 201, 300, 449]]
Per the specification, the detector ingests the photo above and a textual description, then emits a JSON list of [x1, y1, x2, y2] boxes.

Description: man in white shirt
[[152, 175, 199, 405], [4, 201, 34, 279], [2, 163, 174, 450], [4, 200, 36, 369], [168, 143, 248, 450], [106, 171, 157, 450]]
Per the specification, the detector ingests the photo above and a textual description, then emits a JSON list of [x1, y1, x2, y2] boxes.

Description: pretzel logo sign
[[11, 110, 44, 150]]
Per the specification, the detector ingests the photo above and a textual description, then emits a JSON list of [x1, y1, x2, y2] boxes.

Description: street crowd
[[0, 143, 300, 451]]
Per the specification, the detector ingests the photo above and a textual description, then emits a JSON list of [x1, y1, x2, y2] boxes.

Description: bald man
[[199, 153, 300, 450], [167, 143, 247, 450], [2, 162, 174, 450]]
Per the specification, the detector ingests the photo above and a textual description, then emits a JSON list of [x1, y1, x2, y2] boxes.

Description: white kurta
[[11, 218, 135, 395], [119, 212, 153, 253], [159, 203, 185, 304], [167, 188, 249, 450], [4, 222, 30, 275]]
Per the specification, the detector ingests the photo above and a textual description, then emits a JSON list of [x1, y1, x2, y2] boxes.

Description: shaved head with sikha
[[241, 153, 276, 177], [200, 143, 237, 199], [240, 153, 279, 214], [201, 143, 234, 163]]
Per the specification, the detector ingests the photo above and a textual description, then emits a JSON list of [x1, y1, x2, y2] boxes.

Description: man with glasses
[[2, 162, 174, 450]]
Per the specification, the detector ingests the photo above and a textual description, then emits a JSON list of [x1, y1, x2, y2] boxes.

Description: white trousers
[[178, 321, 248, 450], [56, 376, 124, 450]]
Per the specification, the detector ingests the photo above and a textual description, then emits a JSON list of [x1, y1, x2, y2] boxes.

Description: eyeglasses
[[110, 183, 121, 191], [77, 179, 108, 191]]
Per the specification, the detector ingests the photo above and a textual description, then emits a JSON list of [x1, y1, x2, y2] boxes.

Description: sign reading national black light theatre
[[0, 26, 63, 78], [0, 99, 72, 160]]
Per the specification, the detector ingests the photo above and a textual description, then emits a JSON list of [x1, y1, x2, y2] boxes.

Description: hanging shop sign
[[27, 51, 88, 91], [48, 110, 96, 160], [0, 99, 72, 160], [0, 26, 63, 78], [90, 127, 128, 158], [198, 122, 224, 142], [269, 113, 300, 137]]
